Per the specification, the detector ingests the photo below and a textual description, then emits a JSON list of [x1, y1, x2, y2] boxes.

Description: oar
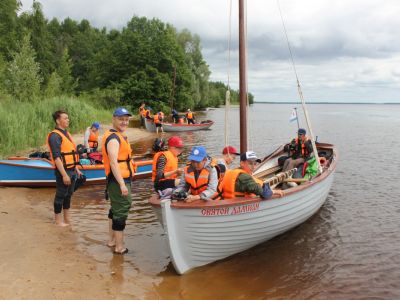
[[264, 168, 297, 188]]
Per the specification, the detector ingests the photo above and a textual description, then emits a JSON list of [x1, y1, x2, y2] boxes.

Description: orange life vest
[[153, 113, 161, 124], [88, 129, 99, 148], [151, 150, 178, 182], [139, 106, 145, 116], [101, 130, 134, 179], [220, 168, 263, 199], [295, 136, 310, 157], [184, 165, 210, 195], [187, 112, 193, 119], [46, 129, 80, 169]]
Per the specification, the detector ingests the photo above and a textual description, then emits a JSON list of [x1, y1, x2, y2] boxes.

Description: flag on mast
[[289, 108, 298, 123]]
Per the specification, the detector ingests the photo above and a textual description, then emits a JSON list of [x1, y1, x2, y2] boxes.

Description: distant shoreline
[[254, 102, 400, 105]]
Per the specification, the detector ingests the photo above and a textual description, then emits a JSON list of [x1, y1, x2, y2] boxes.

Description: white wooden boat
[[145, 118, 213, 132], [149, 143, 337, 274], [149, 0, 338, 274]]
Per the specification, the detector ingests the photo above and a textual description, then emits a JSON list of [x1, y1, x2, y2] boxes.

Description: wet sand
[[0, 127, 156, 299]]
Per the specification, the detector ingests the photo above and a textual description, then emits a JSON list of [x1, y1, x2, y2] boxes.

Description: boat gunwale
[[149, 143, 338, 209]]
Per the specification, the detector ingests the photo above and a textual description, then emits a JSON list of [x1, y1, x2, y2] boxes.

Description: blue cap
[[298, 128, 306, 135], [188, 146, 207, 162], [113, 107, 132, 117], [91, 122, 100, 129]]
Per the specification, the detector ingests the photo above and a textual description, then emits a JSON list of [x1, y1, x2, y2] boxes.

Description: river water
[[43, 104, 400, 299]]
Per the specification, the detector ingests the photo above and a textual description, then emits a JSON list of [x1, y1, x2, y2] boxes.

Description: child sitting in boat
[[172, 146, 218, 202], [152, 136, 185, 197]]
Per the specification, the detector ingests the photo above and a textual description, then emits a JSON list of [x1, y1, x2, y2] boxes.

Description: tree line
[[0, 0, 253, 113]]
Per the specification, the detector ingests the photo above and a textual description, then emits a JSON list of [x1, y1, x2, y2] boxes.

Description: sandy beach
[[0, 127, 157, 299]]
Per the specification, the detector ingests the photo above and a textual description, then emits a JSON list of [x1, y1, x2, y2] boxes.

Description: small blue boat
[[0, 157, 152, 187]]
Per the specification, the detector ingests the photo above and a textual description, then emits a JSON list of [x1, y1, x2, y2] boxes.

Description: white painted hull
[[145, 118, 213, 132], [150, 144, 337, 274]]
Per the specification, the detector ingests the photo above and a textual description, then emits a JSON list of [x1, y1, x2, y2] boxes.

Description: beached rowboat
[[149, 143, 337, 274], [145, 118, 213, 132], [0, 157, 152, 187]]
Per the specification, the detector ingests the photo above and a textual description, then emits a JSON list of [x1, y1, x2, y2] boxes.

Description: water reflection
[[41, 104, 400, 298]]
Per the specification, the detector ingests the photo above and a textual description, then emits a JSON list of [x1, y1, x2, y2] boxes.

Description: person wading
[[102, 107, 135, 255], [47, 110, 83, 227]]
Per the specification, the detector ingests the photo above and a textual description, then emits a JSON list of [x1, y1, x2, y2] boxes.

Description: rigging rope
[[276, 0, 322, 173], [225, 0, 233, 147], [244, 0, 254, 151]]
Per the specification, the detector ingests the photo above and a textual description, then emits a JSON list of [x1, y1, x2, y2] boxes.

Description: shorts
[[155, 123, 162, 128]]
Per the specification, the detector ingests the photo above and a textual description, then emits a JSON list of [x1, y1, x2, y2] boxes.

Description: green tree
[[57, 47, 75, 94], [5, 33, 42, 101], [18, 1, 53, 84], [0, 0, 20, 60], [44, 71, 61, 98]]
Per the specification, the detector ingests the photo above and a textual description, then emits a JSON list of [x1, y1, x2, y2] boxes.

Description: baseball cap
[[168, 136, 184, 148], [298, 128, 306, 135], [222, 145, 239, 155], [240, 151, 261, 163], [113, 107, 132, 117], [91, 122, 100, 129], [188, 146, 207, 162]]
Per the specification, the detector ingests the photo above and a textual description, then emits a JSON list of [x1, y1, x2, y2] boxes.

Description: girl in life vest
[[172, 146, 218, 203]]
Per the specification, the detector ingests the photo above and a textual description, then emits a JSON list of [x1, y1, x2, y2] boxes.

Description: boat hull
[[145, 118, 213, 132], [0, 158, 152, 187], [149, 144, 337, 274]]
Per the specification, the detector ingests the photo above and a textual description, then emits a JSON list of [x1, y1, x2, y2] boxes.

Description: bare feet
[[55, 221, 70, 227], [107, 242, 116, 248], [55, 213, 70, 227]]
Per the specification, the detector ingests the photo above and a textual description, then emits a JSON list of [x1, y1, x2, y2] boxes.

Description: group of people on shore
[[47, 107, 135, 254], [46, 106, 313, 256]]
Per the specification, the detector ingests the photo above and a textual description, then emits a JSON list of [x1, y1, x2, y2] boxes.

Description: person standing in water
[[47, 110, 83, 227], [102, 107, 135, 255]]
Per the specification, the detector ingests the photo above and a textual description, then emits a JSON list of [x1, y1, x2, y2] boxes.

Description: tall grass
[[0, 95, 111, 158]]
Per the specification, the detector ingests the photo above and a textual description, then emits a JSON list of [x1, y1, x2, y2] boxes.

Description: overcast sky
[[20, 0, 400, 103]]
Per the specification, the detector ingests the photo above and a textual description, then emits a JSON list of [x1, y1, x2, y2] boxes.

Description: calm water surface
[[40, 104, 400, 299]]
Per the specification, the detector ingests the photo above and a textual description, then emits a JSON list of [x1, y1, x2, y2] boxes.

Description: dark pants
[[54, 169, 76, 214], [154, 179, 176, 191], [188, 118, 195, 124], [140, 116, 145, 127]]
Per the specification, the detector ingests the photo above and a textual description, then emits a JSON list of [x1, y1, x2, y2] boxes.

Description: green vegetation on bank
[[0, 96, 111, 158], [0, 0, 253, 156]]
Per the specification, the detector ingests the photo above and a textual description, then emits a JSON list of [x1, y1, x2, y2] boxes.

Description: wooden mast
[[239, 0, 247, 153]]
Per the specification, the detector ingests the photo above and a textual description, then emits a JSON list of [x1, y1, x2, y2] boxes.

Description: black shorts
[[155, 123, 162, 128]]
